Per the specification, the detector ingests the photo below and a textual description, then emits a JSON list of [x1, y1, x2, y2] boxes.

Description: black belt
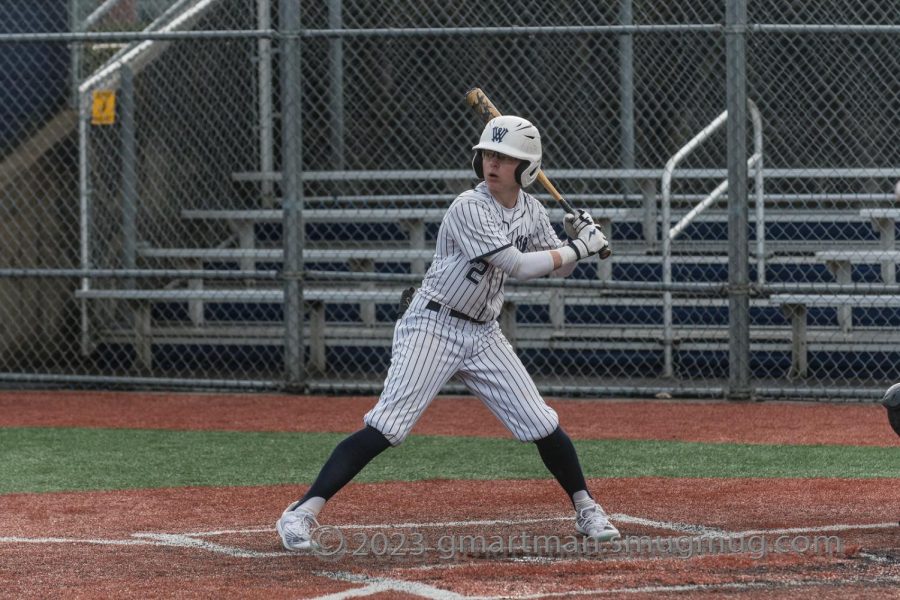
[[425, 300, 486, 324]]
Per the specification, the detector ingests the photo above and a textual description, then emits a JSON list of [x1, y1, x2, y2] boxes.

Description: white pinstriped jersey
[[418, 182, 563, 322], [364, 182, 563, 445]]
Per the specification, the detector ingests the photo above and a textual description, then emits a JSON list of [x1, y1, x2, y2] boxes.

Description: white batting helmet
[[472, 115, 542, 187]]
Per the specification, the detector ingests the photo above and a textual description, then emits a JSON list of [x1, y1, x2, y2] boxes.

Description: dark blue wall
[[0, 1, 69, 153]]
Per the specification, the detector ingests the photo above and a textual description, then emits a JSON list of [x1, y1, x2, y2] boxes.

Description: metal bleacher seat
[[816, 249, 900, 286], [769, 294, 900, 378], [77, 284, 791, 372], [859, 208, 900, 250], [77, 190, 900, 379]]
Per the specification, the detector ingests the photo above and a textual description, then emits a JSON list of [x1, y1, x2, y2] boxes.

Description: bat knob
[[598, 246, 612, 260]]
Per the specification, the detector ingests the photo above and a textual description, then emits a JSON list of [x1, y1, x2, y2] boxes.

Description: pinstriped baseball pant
[[364, 293, 559, 445]]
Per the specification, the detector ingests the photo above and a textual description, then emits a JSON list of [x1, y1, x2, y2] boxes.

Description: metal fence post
[[120, 66, 137, 287], [329, 0, 345, 173], [78, 89, 92, 357], [618, 0, 635, 200], [280, 0, 306, 391], [726, 0, 751, 400], [258, 0, 275, 206], [68, 0, 82, 108]]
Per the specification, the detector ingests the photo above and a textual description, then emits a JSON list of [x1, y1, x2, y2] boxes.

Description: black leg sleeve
[[300, 425, 392, 502], [534, 426, 590, 505]]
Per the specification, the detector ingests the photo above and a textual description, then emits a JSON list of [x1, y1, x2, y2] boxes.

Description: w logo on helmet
[[491, 127, 509, 143]]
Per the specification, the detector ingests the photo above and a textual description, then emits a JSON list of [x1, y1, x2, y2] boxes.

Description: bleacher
[[76, 186, 900, 382]]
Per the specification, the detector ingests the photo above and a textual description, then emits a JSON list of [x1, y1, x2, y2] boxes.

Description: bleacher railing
[[660, 98, 764, 377]]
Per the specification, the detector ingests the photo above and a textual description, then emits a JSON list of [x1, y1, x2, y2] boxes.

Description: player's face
[[482, 150, 521, 196]]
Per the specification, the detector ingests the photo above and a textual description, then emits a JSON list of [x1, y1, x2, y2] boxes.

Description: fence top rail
[[74, 287, 775, 307], [295, 24, 900, 38], [138, 247, 438, 260], [71, 288, 555, 304], [770, 294, 900, 306], [181, 207, 873, 223], [234, 168, 900, 182], [7, 24, 900, 45], [135, 246, 829, 264], [137, 248, 697, 264], [816, 250, 900, 260], [233, 193, 895, 204], [180, 207, 635, 222], [68, 282, 900, 300], [860, 208, 900, 219], [0, 30, 275, 44]]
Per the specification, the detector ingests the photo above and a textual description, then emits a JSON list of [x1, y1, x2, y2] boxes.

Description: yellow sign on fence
[[91, 90, 117, 125]]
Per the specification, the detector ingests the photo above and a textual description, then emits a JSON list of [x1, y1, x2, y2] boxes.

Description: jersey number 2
[[465, 260, 488, 284]]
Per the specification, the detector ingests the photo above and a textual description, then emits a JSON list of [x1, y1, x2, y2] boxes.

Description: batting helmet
[[882, 382, 900, 437], [472, 115, 542, 187]]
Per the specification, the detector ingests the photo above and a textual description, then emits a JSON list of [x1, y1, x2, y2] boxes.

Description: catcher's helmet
[[882, 382, 900, 437], [472, 115, 542, 187]]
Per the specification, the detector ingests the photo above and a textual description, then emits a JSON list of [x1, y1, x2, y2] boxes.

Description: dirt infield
[[1, 390, 897, 446], [2, 391, 898, 597], [2, 478, 898, 598]]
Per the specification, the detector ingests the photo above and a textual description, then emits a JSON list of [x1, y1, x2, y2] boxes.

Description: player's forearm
[[487, 245, 580, 280], [551, 259, 577, 278], [550, 240, 580, 277]]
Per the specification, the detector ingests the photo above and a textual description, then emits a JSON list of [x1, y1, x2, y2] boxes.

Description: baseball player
[[277, 115, 619, 550]]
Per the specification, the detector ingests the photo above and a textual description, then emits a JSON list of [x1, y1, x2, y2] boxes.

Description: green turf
[[1, 427, 898, 493]]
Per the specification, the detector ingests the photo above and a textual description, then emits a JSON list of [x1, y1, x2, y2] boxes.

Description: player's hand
[[567, 225, 609, 260], [563, 209, 594, 239]]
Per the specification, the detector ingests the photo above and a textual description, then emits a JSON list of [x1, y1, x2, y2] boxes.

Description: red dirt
[[1, 390, 897, 446], [2, 391, 899, 597], [2, 479, 898, 598]]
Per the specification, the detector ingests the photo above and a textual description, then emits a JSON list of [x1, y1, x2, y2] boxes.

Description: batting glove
[[567, 225, 609, 260], [563, 209, 595, 239]]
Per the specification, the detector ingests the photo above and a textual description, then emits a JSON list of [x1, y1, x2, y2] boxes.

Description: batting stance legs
[[276, 296, 620, 551]]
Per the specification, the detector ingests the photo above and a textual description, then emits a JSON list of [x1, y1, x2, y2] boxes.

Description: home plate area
[[6, 513, 899, 599], [2, 478, 898, 598]]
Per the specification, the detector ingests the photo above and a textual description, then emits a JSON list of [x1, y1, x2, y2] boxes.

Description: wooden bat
[[464, 87, 611, 259]]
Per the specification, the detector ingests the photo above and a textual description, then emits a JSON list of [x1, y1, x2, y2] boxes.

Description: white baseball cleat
[[575, 502, 621, 542], [276, 506, 318, 551]]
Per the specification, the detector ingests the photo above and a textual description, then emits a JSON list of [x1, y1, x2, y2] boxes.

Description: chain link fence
[[1, 0, 898, 400]]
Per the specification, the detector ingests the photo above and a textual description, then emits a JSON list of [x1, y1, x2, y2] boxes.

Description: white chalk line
[[0, 533, 291, 558], [184, 517, 572, 537], [721, 521, 899, 537], [132, 534, 287, 558], [612, 514, 725, 536], [313, 571, 470, 600], [173, 514, 898, 542], [177, 512, 727, 538], [0, 536, 154, 546], [857, 551, 896, 564]]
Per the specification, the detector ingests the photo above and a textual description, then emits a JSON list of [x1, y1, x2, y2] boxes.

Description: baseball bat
[[464, 87, 611, 259]]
